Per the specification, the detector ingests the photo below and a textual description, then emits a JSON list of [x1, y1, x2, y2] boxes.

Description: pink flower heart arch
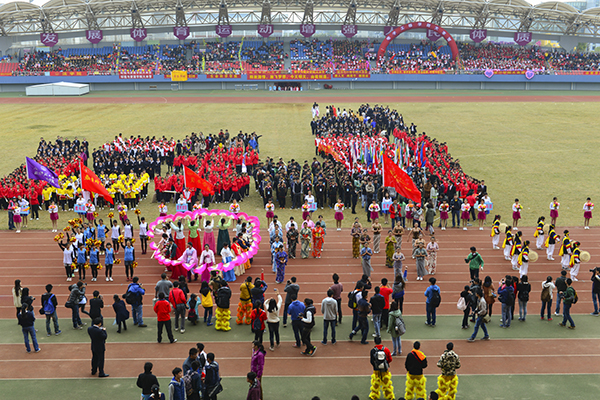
[[148, 208, 261, 276]]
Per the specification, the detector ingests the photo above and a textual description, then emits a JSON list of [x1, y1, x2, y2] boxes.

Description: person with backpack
[[554, 270, 568, 316], [18, 303, 40, 353], [182, 360, 202, 400], [250, 301, 268, 344], [559, 278, 577, 329], [350, 290, 370, 344], [468, 289, 490, 342], [168, 367, 186, 400], [386, 302, 404, 356], [348, 282, 364, 334], [125, 276, 147, 328], [434, 342, 461, 400], [200, 282, 214, 326], [404, 341, 428, 400], [498, 276, 514, 328], [215, 282, 232, 332], [41, 284, 61, 336], [540, 276, 556, 320], [517, 275, 531, 321], [369, 336, 394, 400], [250, 341, 265, 399], [300, 298, 317, 356], [424, 278, 441, 327]]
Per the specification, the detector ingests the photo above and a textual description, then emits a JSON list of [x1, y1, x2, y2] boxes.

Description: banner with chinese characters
[[257, 24, 274, 38], [332, 71, 370, 78], [206, 73, 242, 79], [514, 32, 532, 46], [163, 73, 198, 79], [86, 30, 103, 44], [50, 71, 88, 76], [469, 29, 487, 43], [341, 25, 358, 38], [119, 71, 154, 79], [173, 26, 190, 40], [130, 28, 147, 42], [216, 25, 232, 37], [40, 33, 59, 47], [426, 30, 442, 41], [247, 71, 331, 80], [170, 71, 188, 81], [300, 24, 316, 37], [387, 70, 445, 74]]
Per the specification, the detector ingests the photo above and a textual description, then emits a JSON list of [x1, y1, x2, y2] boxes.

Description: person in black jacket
[[449, 195, 461, 228], [369, 287, 385, 338], [89, 291, 104, 321], [112, 294, 129, 333], [405, 341, 428, 399], [137, 362, 159, 399], [88, 317, 109, 377], [18, 304, 40, 353], [215, 283, 232, 332]]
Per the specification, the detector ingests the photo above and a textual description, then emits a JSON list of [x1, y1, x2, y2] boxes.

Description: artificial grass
[[0, 100, 599, 233], [1, 374, 598, 400], [1, 314, 597, 345]]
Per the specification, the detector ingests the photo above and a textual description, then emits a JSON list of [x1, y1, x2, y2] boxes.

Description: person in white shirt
[[321, 289, 338, 345], [264, 290, 283, 351], [285, 217, 298, 233]]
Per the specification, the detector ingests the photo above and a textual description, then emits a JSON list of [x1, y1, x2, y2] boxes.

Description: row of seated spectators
[[8, 40, 600, 74], [289, 38, 371, 71]]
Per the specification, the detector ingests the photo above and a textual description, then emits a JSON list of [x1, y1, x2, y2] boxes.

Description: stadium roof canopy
[[0, 0, 599, 39]]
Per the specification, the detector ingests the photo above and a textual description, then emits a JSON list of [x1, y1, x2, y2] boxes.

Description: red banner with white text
[[247, 71, 331, 80], [119, 71, 154, 79]]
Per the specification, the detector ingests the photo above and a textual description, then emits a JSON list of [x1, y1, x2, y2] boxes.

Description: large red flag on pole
[[383, 155, 422, 204], [80, 162, 114, 204], [184, 166, 215, 195]]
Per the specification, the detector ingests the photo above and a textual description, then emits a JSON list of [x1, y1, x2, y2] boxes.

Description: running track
[[1, 225, 599, 379]]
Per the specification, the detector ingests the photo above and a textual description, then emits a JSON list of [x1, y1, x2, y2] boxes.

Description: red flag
[[184, 166, 214, 195], [383, 155, 421, 204], [80, 162, 114, 204]]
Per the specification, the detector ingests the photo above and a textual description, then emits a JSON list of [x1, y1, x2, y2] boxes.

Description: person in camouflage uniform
[[435, 342, 461, 400]]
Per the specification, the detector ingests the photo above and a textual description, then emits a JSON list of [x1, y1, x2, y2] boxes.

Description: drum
[[498, 222, 508, 233]]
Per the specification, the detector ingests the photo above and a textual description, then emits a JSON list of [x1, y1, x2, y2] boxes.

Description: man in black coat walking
[[88, 317, 109, 377]]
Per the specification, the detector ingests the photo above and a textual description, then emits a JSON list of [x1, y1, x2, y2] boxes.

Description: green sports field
[[1, 90, 600, 399], [1, 91, 600, 230]]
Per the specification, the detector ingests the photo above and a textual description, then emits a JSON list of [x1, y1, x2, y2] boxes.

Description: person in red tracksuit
[[169, 281, 187, 333], [29, 187, 40, 220], [153, 292, 177, 344]]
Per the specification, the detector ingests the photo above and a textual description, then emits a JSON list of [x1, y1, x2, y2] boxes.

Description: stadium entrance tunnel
[[377, 22, 459, 61]]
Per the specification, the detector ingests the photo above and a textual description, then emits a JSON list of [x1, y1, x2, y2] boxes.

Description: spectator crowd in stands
[[6, 39, 600, 75]]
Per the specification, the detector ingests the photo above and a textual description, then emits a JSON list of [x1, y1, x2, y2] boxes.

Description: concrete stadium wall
[[1, 74, 600, 92]]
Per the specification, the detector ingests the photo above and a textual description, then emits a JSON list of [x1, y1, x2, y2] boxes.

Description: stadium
[[1, 1, 600, 400]]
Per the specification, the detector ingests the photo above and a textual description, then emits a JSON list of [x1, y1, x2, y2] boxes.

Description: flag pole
[[25, 157, 30, 181]]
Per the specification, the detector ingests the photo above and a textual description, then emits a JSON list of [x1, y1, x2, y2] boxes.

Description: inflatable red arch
[[377, 22, 459, 60]]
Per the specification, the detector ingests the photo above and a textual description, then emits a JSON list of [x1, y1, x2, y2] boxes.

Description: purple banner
[[257, 24, 274, 38], [426, 29, 442, 41], [130, 28, 147, 42], [40, 33, 58, 47], [173, 26, 190, 40], [469, 29, 487, 43], [85, 30, 103, 44], [383, 26, 396, 36], [514, 32, 532, 46], [300, 24, 316, 38], [216, 25, 232, 38], [341, 25, 358, 38], [26, 157, 60, 188]]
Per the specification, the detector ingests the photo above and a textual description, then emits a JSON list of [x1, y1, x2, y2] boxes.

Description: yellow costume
[[405, 373, 426, 400], [369, 371, 394, 400], [215, 307, 231, 331], [236, 281, 254, 325], [436, 375, 458, 400]]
